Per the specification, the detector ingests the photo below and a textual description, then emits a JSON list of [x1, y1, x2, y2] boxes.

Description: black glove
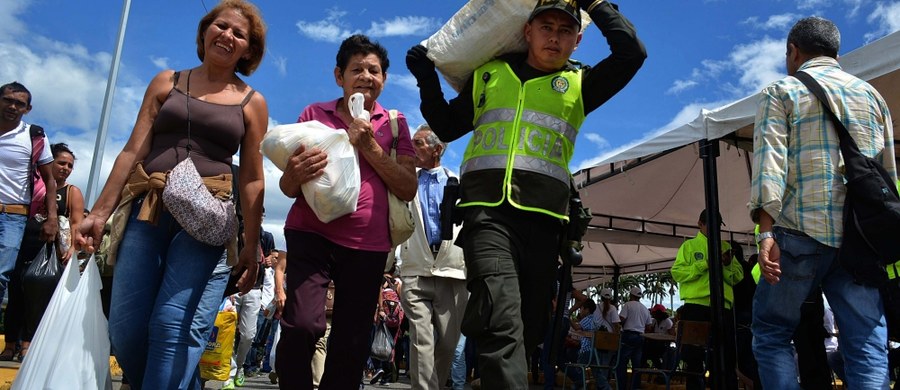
[[406, 44, 437, 80]]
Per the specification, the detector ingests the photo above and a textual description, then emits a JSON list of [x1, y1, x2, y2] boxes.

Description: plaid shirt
[[750, 57, 896, 248]]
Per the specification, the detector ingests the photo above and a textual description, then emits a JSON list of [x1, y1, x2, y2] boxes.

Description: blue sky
[[2, 0, 899, 250]]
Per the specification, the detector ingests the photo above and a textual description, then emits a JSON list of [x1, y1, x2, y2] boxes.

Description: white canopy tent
[[570, 30, 900, 289]]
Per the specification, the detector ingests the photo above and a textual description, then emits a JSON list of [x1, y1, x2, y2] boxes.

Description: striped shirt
[[750, 56, 896, 248]]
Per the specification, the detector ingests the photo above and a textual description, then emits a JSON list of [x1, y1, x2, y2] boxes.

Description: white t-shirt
[[0, 122, 53, 205], [619, 300, 652, 333], [652, 317, 674, 334], [592, 302, 620, 331]]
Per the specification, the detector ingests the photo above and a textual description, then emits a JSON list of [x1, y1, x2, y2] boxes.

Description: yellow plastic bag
[[199, 311, 237, 381]]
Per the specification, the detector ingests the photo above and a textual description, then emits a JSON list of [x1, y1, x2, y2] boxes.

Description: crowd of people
[[3, 0, 899, 389]]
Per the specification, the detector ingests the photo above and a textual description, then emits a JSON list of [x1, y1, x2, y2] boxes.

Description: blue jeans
[[188, 254, 231, 389], [451, 334, 467, 390], [0, 212, 27, 301], [108, 201, 224, 390], [752, 227, 889, 390], [616, 331, 644, 390]]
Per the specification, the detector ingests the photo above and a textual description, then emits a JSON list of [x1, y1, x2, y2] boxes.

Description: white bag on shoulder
[[424, 0, 591, 92], [260, 120, 361, 223], [12, 256, 112, 390]]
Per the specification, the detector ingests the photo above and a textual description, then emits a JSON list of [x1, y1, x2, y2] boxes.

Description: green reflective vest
[[671, 232, 745, 308], [459, 60, 585, 220]]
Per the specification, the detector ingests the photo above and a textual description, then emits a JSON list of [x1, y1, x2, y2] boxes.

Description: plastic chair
[[563, 331, 621, 390], [631, 320, 711, 390]]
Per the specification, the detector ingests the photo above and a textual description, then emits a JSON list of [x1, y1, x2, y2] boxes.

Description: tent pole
[[700, 139, 730, 390]]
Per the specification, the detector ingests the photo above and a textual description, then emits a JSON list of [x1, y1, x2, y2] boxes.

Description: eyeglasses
[[1, 97, 29, 109]]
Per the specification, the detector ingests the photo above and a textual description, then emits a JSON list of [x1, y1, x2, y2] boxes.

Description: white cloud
[[728, 37, 785, 92], [797, 0, 830, 10], [296, 8, 361, 43], [742, 14, 799, 30], [270, 55, 287, 77], [365, 16, 441, 37], [584, 133, 610, 149], [865, 2, 900, 42], [666, 36, 784, 102], [150, 56, 169, 70], [667, 79, 698, 95], [390, 73, 419, 94], [0, 0, 28, 40]]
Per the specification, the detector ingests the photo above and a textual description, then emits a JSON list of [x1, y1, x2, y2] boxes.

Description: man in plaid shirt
[[749, 16, 895, 389]]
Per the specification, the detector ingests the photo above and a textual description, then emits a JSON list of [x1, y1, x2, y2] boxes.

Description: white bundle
[[260, 121, 360, 223], [423, 0, 591, 92]]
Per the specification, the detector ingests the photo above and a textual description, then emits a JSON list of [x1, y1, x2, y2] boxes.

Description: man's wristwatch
[[756, 231, 776, 243]]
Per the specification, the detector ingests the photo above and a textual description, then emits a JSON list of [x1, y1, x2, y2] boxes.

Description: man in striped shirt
[[749, 16, 895, 389]]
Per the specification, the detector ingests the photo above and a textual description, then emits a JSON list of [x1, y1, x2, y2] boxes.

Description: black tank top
[[56, 184, 70, 218]]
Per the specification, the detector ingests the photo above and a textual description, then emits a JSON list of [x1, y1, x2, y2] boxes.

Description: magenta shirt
[[284, 99, 415, 252]]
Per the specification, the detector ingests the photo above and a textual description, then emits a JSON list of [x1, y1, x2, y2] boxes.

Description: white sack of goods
[[423, 0, 591, 92], [260, 121, 360, 223]]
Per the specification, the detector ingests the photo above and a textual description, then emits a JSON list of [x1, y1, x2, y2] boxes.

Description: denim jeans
[[616, 331, 644, 390], [0, 212, 27, 301], [752, 227, 889, 390], [451, 334, 467, 390], [188, 254, 231, 389], [108, 201, 224, 390]]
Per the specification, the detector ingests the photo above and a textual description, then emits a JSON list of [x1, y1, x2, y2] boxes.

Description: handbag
[[794, 71, 900, 286], [370, 321, 395, 361], [386, 109, 416, 246], [22, 243, 63, 337], [162, 69, 237, 247]]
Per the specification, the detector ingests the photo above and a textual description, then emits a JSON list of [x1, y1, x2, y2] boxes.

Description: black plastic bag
[[22, 243, 63, 339]]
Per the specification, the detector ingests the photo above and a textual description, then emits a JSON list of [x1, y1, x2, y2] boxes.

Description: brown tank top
[[142, 70, 255, 177]]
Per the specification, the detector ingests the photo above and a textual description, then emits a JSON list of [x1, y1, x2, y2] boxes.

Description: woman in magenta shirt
[[274, 34, 416, 389]]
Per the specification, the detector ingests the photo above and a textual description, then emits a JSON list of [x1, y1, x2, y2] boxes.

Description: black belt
[[623, 330, 641, 335]]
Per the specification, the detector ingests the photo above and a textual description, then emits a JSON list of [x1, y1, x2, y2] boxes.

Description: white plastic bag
[[260, 121, 360, 223], [423, 0, 591, 92], [13, 255, 112, 390]]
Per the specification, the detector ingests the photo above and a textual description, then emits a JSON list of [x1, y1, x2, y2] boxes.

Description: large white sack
[[260, 121, 361, 223], [424, 0, 591, 92]]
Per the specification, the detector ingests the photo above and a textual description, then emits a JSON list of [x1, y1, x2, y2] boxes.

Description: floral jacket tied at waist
[[104, 162, 236, 266]]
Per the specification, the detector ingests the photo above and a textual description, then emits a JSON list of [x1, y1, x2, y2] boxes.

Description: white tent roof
[[570, 30, 900, 288]]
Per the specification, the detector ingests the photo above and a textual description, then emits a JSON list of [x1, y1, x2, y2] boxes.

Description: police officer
[[405, 0, 645, 387], [670, 209, 744, 390]]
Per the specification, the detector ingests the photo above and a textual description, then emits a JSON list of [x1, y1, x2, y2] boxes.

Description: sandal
[[0, 348, 15, 361]]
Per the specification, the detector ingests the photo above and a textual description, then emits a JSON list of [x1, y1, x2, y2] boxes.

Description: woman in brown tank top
[[78, 1, 268, 388]]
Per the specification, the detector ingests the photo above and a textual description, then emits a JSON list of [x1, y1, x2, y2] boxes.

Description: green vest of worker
[[671, 232, 745, 309], [458, 60, 585, 220]]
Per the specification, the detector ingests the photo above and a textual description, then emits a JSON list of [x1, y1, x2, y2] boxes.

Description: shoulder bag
[[386, 109, 415, 246], [794, 71, 900, 286]]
